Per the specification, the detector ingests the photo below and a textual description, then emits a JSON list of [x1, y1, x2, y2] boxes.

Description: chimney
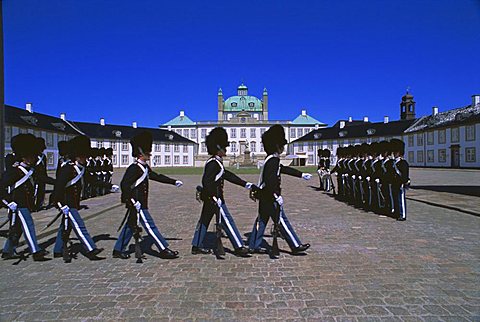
[[26, 102, 33, 113], [180, 110, 185, 117], [432, 106, 439, 116], [363, 116, 369, 122], [100, 118, 105, 126], [314, 123, 319, 130], [472, 94, 480, 107], [384, 116, 389, 124], [348, 116, 352, 122], [132, 121, 137, 128], [339, 121, 346, 129], [168, 125, 172, 131], [301, 109, 307, 116], [60, 113, 66, 121]]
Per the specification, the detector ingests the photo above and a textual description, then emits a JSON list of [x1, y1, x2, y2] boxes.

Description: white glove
[[375, 178, 380, 183], [7, 201, 17, 212], [216, 197, 222, 208], [60, 205, 70, 215], [302, 173, 312, 180], [133, 201, 142, 212], [245, 182, 253, 189], [175, 180, 183, 187], [275, 195, 284, 206], [366, 176, 370, 182], [352, 175, 356, 180]]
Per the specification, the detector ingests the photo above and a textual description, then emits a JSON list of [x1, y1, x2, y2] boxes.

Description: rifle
[[57, 202, 72, 263], [42, 211, 63, 231], [211, 196, 225, 258], [271, 194, 281, 258], [130, 199, 143, 263]]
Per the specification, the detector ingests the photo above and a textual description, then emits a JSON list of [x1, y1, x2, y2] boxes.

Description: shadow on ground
[[411, 185, 480, 197]]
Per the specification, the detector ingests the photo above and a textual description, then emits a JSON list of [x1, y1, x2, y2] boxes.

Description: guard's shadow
[[411, 185, 480, 197]]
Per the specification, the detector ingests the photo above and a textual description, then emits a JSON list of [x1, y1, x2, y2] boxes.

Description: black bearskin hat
[[106, 148, 113, 156], [323, 149, 331, 157], [317, 148, 323, 157], [36, 137, 47, 152], [390, 138, 405, 155], [57, 140, 71, 158], [11, 134, 37, 158], [69, 135, 92, 158], [206, 127, 229, 155], [262, 125, 288, 155], [130, 131, 153, 157]]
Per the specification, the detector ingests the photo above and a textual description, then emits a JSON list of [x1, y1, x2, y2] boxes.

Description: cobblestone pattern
[[0, 173, 479, 321]]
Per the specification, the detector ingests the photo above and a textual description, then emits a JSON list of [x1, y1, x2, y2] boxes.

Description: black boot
[[112, 250, 130, 259], [159, 248, 179, 259], [86, 248, 105, 260], [292, 243, 311, 254], [191, 246, 211, 255], [32, 251, 51, 261], [234, 246, 251, 257]]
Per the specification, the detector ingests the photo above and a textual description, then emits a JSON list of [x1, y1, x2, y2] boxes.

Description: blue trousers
[[248, 200, 302, 251], [114, 208, 169, 252], [3, 208, 41, 254], [392, 184, 407, 219], [192, 200, 244, 249], [54, 208, 97, 253]]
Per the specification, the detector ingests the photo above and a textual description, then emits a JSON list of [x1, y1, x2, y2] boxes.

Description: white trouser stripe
[[139, 210, 165, 250], [16, 210, 37, 253], [68, 212, 94, 251], [389, 184, 394, 213], [279, 213, 300, 248], [400, 185, 406, 218], [219, 207, 242, 248]]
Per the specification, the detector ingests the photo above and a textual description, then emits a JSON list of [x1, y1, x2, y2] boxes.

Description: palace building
[[161, 83, 326, 166]]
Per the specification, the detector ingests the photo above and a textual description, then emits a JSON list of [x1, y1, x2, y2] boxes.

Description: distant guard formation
[[0, 124, 410, 262]]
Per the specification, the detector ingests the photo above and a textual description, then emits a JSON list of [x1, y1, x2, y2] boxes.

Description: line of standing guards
[[330, 139, 410, 221]]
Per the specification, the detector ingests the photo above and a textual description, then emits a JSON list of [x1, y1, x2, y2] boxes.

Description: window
[[33, 130, 41, 138], [176, 129, 182, 135], [230, 128, 237, 138], [305, 128, 311, 134], [153, 155, 161, 166], [427, 150, 434, 163], [174, 144, 179, 152], [165, 155, 171, 164], [417, 133, 423, 146], [183, 129, 189, 138], [183, 156, 189, 164], [438, 129, 446, 144], [121, 155, 129, 165], [308, 155, 314, 164], [46, 132, 54, 147], [190, 129, 196, 139], [290, 128, 296, 138], [165, 144, 170, 152], [251, 141, 256, 152], [201, 142, 206, 153], [260, 143, 264, 152], [122, 142, 129, 151], [240, 128, 246, 138], [297, 128, 303, 138], [111, 141, 117, 151], [250, 128, 256, 138], [465, 147, 476, 162], [327, 143, 333, 150], [451, 127, 459, 143], [174, 156, 180, 165], [260, 128, 266, 136], [297, 143, 304, 152], [5, 126, 11, 144], [408, 135, 414, 147], [47, 152, 54, 166], [308, 142, 314, 152], [231, 142, 237, 153], [338, 140, 344, 147], [112, 155, 117, 165], [438, 149, 446, 163], [466, 125, 475, 141], [19, 128, 27, 134], [408, 151, 414, 163], [417, 150, 424, 163], [201, 129, 207, 139], [427, 132, 434, 145], [97, 141, 104, 148], [183, 144, 188, 153], [154, 144, 161, 152]]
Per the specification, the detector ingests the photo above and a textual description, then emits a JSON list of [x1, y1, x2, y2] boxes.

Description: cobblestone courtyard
[[0, 171, 479, 321]]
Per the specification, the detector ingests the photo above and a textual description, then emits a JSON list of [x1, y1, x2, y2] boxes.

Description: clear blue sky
[[3, 0, 480, 127]]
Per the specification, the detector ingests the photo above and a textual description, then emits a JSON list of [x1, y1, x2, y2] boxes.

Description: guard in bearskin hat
[[317, 148, 325, 190], [52, 135, 104, 261], [113, 131, 182, 260], [33, 137, 55, 211], [0, 134, 50, 261], [248, 125, 312, 255], [56, 140, 71, 178], [191, 127, 254, 257], [322, 149, 334, 192], [331, 147, 345, 198], [390, 139, 409, 221], [103, 148, 114, 193]]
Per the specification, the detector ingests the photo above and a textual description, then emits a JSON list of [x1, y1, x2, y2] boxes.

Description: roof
[[291, 112, 325, 125], [163, 114, 195, 126], [292, 118, 416, 143], [405, 104, 480, 133], [5, 105, 79, 135], [224, 95, 263, 112], [69, 121, 196, 144]]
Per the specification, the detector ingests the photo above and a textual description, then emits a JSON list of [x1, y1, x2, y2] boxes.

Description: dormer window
[[248, 102, 254, 107], [20, 115, 38, 125], [231, 102, 237, 107], [314, 133, 322, 139], [366, 128, 376, 135], [339, 130, 347, 137]]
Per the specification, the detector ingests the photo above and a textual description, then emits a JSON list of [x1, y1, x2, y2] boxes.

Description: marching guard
[[113, 131, 182, 260], [33, 137, 55, 211], [248, 125, 312, 255], [390, 139, 410, 221], [192, 127, 253, 257], [52, 135, 104, 261], [1, 134, 49, 261]]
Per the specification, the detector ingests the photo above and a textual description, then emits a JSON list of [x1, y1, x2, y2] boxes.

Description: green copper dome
[[224, 95, 263, 112]]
